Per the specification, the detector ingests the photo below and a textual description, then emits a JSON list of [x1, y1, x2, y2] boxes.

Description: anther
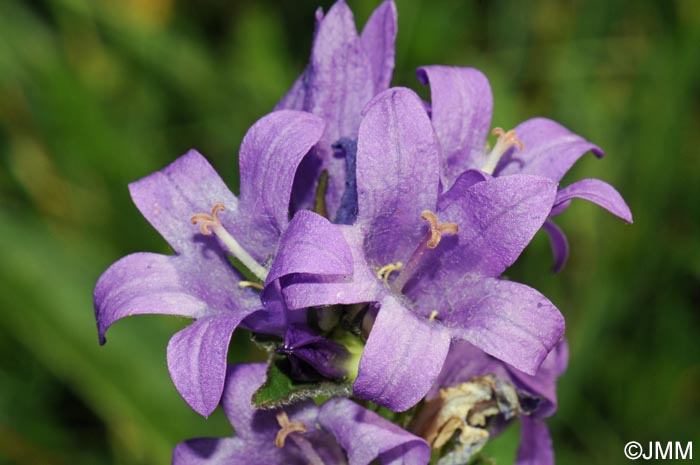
[[376, 262, 403, 285], [421, 211, 459, 249], [275, 411, 307, 448], [190, 203, 226, 235], [429, 310, 439, 322], [238, 281, 263, 290]]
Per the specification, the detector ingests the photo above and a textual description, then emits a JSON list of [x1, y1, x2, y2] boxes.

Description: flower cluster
[[94, 1, 631, 464]]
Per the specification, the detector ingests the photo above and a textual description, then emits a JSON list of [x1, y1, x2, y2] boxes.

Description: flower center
[[275, 411, 326, 465], [191, 203, 268, 282], [481, 127, 524, 175], [386, 210, 459, 292]]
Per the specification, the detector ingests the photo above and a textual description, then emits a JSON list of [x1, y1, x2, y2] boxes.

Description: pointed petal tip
[[360, 0, 397, 93], [166, 315, 245, 418], [554, 178, 633, 223], [591, 144, 605, 158], [325, 0, 355, 22]]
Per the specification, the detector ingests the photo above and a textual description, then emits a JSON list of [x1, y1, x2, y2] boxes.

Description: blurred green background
[[0, 0, 698, 463]]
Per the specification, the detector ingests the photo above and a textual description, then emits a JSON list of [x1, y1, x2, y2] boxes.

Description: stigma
[[275, 411, 307, 448], [481, 127, 524, 175], [275, 411, 326, 465], [421, 211, 458, 249]]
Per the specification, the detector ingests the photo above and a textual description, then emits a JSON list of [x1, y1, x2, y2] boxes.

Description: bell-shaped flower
[[268, 87, 565, 411], [173, 363, 430, 465], [93, 110, 348, 417], [417, 66, 632, 271], [275, 0, 398, 219]]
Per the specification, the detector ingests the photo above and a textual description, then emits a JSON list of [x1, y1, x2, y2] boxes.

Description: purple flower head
[[276, 0, 398, 219], [417, 66, 632, 272], [173, 363, 431, 465], [269, 87, 565, 412], [93, 110, 346, 417], [427, 340, 569, 465]]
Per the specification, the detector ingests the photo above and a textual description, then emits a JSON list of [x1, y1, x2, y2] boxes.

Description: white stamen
[[238, 281, 263, 290], [191, 204, 268, 281]]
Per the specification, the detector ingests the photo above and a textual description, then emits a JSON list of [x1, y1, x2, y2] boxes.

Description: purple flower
[[417, 66, 632, 271], [268, 87, 565, 411], [430, 340, 569, 465], [92, 110, 356, 417], [173, 363, 430, 465], [275, 0, 397, 219]]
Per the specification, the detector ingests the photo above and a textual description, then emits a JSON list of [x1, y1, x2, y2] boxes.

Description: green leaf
[[252, 359, 352, 409]]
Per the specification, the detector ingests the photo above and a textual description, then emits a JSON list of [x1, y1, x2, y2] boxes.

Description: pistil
[[275, 411, 326, 465], [390, 211, 458, 292], [191, 203, 268, 281], [481, 127, 524, 175]]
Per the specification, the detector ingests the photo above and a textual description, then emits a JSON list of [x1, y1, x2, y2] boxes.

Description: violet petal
[[356, 87, 441, 265], [173, 363, 314, 464], [94, 251, 258, 344], [549, 199, 571, 218], [308, 0, 374, 216], [265, 210, 353, 287], [173, 437, 277, 465], [542, 220, 570, 274], [441, 275, 565, 376], [318, 397, 431, 465], [405, 175, 556, 298], [166, 314, 249, 417], [309, 0, 373, 142], [553, 178, 633, 223], [360, 0, 398, 94], [494, 117, 604, 182], [237, 111, 326, 261], [354, 295, 451, 411], [281, 225, 382, 309], [417, 66, 493, 183], [441, 174, 556, 277], [128, 149, 238, 255], [515, 416, 554, 465], [436, 168, 490, 211]]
